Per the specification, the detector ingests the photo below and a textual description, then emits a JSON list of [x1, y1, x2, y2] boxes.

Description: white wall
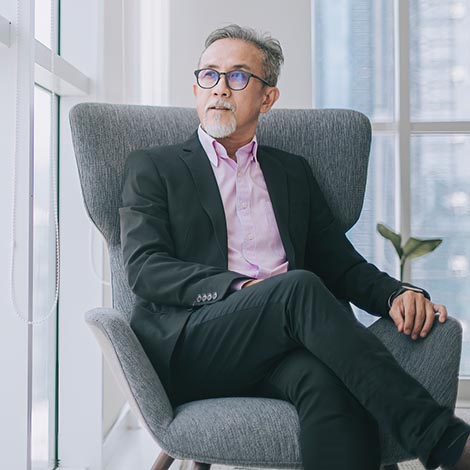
[[167, 0, 313, 109]]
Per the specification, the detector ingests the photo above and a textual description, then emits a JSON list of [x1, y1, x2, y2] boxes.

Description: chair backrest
[[69, 104, 371, 319]]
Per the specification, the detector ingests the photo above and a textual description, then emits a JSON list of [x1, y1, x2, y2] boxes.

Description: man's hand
[[242, 279, 264, 288], [388, 290, 447, 340]]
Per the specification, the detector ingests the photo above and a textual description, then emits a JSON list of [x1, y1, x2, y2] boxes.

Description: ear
[[260, 87, 280, 114], [193, 83, 198, 97]]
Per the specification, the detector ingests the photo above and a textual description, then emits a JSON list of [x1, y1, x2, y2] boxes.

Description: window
[[312, 0, 470, 375], [31, 1, 60, 468], [1, 0, 91, 467], [32, 83, 58, 469]]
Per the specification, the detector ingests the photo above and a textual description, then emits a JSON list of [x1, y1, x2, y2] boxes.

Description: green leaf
[[376, 223, 403, 257], [402, 237, 442, 260]]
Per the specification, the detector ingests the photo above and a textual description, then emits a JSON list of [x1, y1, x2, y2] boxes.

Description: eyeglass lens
[[197, 69, 249, 90]]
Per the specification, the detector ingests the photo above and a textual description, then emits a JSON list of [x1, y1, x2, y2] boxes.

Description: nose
[[212, 73, 231, 97]]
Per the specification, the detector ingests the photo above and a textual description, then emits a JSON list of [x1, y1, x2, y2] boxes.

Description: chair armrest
[[85, 307, 174, 438], [368, 316, 462, 408]]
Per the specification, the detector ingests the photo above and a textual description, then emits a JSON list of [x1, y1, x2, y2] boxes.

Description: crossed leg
[[169, 269, 468, 469], [252, 348, 381, 469]]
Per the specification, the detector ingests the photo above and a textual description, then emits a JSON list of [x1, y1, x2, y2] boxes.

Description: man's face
[[193, 38, 279, 143]]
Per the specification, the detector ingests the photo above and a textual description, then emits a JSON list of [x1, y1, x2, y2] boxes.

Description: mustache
[[204, 99, 236, 113]]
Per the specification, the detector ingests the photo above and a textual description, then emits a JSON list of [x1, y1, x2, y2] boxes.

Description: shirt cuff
[[230, 278, 255, 292]]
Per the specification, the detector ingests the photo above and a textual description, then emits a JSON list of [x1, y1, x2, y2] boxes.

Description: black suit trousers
[[169, 270, 467, 470]]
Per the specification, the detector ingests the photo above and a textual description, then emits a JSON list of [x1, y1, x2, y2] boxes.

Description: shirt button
[[247, 233, 254, 240], [241, 202, 248, 209], [237, 170, 242, 177]]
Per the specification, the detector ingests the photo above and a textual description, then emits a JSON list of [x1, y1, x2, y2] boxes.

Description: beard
[[202, 99, 237, 139]]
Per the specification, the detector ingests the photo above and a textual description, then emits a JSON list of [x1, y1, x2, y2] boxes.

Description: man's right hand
[[242, 279, 263, 288]]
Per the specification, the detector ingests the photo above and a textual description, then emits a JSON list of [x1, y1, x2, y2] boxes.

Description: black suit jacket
[[119, 132, 402, 392]]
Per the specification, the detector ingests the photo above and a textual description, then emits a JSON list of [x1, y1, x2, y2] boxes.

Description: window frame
[[2, 0, 96, 468], [29, 0, 93, 468]]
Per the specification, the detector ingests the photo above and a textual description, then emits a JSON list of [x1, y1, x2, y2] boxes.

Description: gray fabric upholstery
[[85, 308, 173, 434], [71, 103, 462, 467], [69, 104, 369, 319], [167, 398, 301, 467], [85, 307, 461, 468], [368, 316, 462, 464]]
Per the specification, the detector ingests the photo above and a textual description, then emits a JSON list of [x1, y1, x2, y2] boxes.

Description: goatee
[[203, 99, 237, 139]]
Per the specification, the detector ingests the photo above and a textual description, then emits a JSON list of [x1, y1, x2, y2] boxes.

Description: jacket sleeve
[[300, 157, 402, 318], [119, 149, 246, 308]]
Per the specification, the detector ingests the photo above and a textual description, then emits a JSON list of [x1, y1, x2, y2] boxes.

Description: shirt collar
[[197, 125, 258, 167]]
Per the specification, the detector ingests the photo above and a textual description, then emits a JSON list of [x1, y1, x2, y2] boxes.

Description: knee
[[276, 270, 328, 313], [271, 350, 348, 406]]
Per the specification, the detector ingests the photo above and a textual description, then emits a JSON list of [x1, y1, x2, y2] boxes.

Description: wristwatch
[[387, 284, 431, 309]]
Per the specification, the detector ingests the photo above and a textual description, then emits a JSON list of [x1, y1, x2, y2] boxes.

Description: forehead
[[199, 38, 264, 72]]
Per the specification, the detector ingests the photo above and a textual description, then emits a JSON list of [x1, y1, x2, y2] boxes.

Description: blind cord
[[121, 0, 126, 102], [10, 0, 60, 325]]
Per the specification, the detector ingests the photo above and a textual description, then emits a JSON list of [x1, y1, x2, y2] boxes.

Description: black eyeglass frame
[[194, 68, 274, 90]]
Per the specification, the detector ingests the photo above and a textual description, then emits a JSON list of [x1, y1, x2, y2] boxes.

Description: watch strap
[[388, 284, 431, 309]]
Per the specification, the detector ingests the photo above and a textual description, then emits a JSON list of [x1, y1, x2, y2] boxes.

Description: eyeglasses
[[194, 68, 273, 91]]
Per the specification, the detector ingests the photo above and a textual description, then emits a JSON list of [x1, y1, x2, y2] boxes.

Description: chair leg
[[150, 451, 175, 470], [382, 465, 399, 470], [192, 462, 211, 470]]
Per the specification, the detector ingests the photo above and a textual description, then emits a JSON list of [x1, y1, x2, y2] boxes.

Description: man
[[120, 25, 470, 469]]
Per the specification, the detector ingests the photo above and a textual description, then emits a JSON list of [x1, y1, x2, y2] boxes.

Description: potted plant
[[376, 223, 443, 281]]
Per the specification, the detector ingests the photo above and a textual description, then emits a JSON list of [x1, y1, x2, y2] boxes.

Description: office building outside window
[[313, 0, 470, 374]]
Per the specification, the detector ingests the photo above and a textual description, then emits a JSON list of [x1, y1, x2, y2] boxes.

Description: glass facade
[[313, 0, 395, 121], [410, 0, 470, 121], [411, 134, 470, 371], [313, 0, 470, 373], [35, 0, 52, 48]]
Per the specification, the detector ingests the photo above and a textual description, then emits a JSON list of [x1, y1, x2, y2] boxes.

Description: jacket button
[[207, 293, 212, 301], [196, 294, 202, 302], [202, 294, 207, 301], [213, 292, 218, 300]]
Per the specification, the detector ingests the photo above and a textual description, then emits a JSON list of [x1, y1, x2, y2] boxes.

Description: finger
[[420, 302, 436, 338], [389, 307, 404, 332], [411, 296, 427, 340], [435, 304, 448, 323], [403, 295, 416, 336]]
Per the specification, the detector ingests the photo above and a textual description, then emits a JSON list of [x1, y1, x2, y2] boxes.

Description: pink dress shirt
[[197, 126, 289, 289]]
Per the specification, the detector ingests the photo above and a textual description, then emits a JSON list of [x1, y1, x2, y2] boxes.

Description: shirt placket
[[236, 156, 259, 278]]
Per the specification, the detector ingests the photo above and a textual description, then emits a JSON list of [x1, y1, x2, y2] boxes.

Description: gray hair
[[202, 24, 284, 86]]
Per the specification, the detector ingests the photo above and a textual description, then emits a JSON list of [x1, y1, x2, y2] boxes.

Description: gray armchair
[[69, 103, 462, 470]]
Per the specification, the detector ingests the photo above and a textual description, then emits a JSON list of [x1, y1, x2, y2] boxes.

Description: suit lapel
[[180, 133, 228, 266], [180, 133, 296, 269], [257, 147, 296, 268]]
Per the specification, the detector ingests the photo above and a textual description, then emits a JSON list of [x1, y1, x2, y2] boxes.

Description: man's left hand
[[388, 290, 447, 340]]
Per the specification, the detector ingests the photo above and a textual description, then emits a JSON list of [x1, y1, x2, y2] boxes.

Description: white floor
[[105, 424, 165, 470], [105, 408, 470, 470]]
